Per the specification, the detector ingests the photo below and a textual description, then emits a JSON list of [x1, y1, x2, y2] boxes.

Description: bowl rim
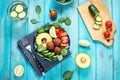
[[55, 0, 73, 5]]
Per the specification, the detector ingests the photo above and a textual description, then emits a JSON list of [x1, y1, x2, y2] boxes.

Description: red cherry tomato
[[50, 10, 57, 18], [61, 36, 69, 44], [56, 28, 64, 38], [104, 31, 110, 38], [106, 21, 112, 28]]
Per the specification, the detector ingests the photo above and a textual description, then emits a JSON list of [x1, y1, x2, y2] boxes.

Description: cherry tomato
[[106, 21, 112, 28], [104, 31, 110, 38], [61, 36, 69, 44], [50, 10, 57, 19], [56, 28, 64, 38]]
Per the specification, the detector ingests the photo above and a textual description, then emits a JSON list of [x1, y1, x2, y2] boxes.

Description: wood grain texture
[[0, 0, 120, 80]]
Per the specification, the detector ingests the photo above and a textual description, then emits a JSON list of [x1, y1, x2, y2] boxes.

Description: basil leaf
[[31, 19, 39, 24], [35, 5, 41, 15], [63, 71, 73, 80], [65, 17, 71, 26], [58, 17, 66, 23]]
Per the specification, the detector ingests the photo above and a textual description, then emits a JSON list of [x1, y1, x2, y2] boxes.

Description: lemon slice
[[79, 39, 90, 47], [14, 65, 24, 77], [49, 26, 57, 38]]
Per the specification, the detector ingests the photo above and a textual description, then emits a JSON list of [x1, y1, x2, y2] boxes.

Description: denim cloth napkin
[[17, 24, 71, 76]]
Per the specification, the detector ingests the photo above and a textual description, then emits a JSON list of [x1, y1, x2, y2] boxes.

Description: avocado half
[[36, 33, 52, 47], [75, 52, 91, 68]]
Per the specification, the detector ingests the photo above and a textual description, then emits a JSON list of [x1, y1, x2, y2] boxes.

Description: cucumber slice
[[95, 16, 102, 22], [15, 4, 24, 12], [88, 4, 100, 17], [18, 11, 26, 19], [93, 24, 100, 30], [10, 11, 17, 18], [57, 55, 63, 61], [95, 21, 102, 25]]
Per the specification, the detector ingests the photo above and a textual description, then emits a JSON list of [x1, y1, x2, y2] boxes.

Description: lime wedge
[[49, 26, 57, 38], [14, 65, 24, 77]]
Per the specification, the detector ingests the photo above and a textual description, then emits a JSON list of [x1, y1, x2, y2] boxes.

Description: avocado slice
[[36, 33, 52, 47], [75, 52, 91, 68]]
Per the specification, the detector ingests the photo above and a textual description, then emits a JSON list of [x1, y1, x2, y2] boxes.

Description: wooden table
[[0, 0, 120, 80]]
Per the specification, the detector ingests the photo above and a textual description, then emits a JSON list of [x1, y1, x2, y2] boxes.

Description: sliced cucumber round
[[10, 11, 17, 18], [95, 21, 102, 25], [95, 16, 102, 22], [93, 24, 100, 30], [57, 55, 63, 61], [15, 4, 24, 13], [18, 11, 26, 19]]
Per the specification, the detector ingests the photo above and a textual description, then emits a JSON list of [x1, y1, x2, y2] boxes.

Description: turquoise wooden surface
[[0, 0, 120, 80]]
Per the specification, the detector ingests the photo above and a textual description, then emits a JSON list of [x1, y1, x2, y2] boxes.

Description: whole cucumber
[[88, 4, 100, 17]]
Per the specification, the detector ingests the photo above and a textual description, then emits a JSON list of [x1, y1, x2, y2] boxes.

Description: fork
[[21, 38, 45, 75]]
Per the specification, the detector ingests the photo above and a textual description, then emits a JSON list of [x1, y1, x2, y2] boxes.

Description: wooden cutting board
[[77, 0, 116, 46]]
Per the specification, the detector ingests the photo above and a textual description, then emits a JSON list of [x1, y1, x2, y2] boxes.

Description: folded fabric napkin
[[17, 23, 71, 76]]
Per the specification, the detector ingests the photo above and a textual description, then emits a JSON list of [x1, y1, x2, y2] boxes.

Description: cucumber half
[[15, 4, 24, 12], [93, 24, 100, 30], [10, 11, 17, 18], [18, 11, 26, 19]]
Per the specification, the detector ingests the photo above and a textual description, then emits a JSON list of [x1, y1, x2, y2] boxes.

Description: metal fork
[[21, 38, 45, 75]]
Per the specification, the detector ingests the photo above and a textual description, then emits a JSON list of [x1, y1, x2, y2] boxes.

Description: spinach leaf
[[52, 22, 60, 28], [58, 17, 66, 23], [65, 17, 71, 26], [31, 19, 40, 24], [35, 5, 41, 15], [63, 71, 73, 80]]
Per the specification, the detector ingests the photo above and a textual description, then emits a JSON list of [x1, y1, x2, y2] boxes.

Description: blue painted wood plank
[[61, 0, 79, 80], [44, 0, 62, 80], [78, 0, 96, 80], [0, 0, 12, 79], [96, 0, 113, 80], [112, 0, 120, 80]]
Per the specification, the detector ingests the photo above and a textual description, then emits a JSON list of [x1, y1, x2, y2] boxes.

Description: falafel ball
[[53, 38, 61, 46], [54, 47, 61, 55], [47, 42, 54, 51]]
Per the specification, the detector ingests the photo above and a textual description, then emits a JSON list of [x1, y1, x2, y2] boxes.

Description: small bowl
[[8, 1, 28, 21], [55, 0, 73, 5]]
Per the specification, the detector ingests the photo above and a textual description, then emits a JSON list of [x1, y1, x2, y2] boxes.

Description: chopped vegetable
[[18, 11, 26, 19], [95, 16, 102, 22], [63, 71, 73, 80], [88, 4, 100, 17], [50, 10, 57, 19], [10, 11, 17, 18], [15, 4, 24, 12], [106, 21, 112, 28], [93, 24, 100, 30]]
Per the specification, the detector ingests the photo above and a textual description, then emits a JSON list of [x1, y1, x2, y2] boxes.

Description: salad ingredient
[[106, 21, 112, 28], [18, 11, 26, 19], [36, 33, 52, 47], [49, 26, 57, 38], [37, 44, 46, 52], [63, 71, 73, 80], [35, 5, 41, 15], [61, 48, 68, 56], [58, 17, 71, 26], [52, 22, 60, 28], [95, 16, 102, 22], [79, 39, 90, 47], [61, 36, 69, 44], [75, 52, 91, 68], [14, 65, 24, 77], [54, 47, 61, 55], [88, 4, 100, 17], [15, 4, 24, 12], [50, 10, 57, 19], [31, 19, 40, 24], [104, 31, 110, 38], [56, 28, 64, 38], [47, 42, 54, 51], [53, 38, 61, 46], [10, 11, 17, 18], [93, 23, 100, 30], [57, 55, 63, 61]]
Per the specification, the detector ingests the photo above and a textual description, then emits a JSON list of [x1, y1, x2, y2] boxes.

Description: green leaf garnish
[[52, 22, 60, 28], [58, 17, 66, 23], [63, 71, 73, 80], [35, 5, 41, 15], [65, 17, 71, 26], [31, 19, 40, 24], [61, 48, 68, 56]]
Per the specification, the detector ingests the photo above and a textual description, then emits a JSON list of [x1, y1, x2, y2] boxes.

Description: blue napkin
[[17, 23, 71, 76]]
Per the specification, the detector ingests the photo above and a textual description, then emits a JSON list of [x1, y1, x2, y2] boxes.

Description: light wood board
[[78, 1, 116, 46]]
